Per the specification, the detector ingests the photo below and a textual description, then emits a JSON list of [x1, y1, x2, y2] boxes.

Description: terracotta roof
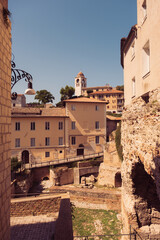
[[90, 90, 124, 95], [16, 94, 25, 97], [41, 108, 66, 117], [64, 97, 106, 104], [82, 86, 112, 90], [11, 107, 67, 117], [106, 115, 121, 121], [77, 72, 84, 77]]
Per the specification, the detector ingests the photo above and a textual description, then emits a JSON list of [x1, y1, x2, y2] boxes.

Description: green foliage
[[116, 85, 124, 91], [115, 123, 123, 161], [56, 101, 65, 108], [60, 85, 75, 101], [72, 208, 121, 239], [11, 157, 21, 172], [34, 90, 55, 104], [106, 112, 122, 117]]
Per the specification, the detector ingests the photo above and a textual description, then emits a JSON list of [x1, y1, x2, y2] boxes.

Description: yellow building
[[75, 72, 124, 113], [121, 0, 160, 106], [11, 97, 106, 166], [89, 89, 124, 113]]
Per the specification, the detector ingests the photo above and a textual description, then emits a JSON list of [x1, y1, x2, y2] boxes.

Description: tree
[[116, 85, 124, 91], [60, 85, 75, 101], [34, 90, 55, 104]]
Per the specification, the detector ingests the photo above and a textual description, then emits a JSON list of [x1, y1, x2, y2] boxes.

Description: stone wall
[[121, 88, 160, 239], [32, 166, 50, 182], [98, 141, 121, 187], [11, 195, 61, 217], [14, 170, 33, 195], [0, 1, 11, 239], [50, 167, 74, 186]]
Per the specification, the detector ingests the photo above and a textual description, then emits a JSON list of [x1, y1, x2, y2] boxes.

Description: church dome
[[77, 72, 84, 77]]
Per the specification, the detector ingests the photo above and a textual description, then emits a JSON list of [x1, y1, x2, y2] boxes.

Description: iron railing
[[28, 152, 103, 169]]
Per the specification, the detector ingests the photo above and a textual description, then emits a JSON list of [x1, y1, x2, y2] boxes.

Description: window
[[59, 121, 63, 130], [31, 122, 35, 130], [30, 138, 35, 147], [15, 138, 20, 147], [76, 79, 79, 86], [71, 136, 76, 145], [132, 77, 136, 97], [95, 121, 99, 129], [142, 0, 147, 23], [71, 121, 76, 130], [142, 41, 150, 77], [45, 122, 50, 130], [71, 105, 76, 111], [45, 137, 50, 146], [59, 150, 62, 153], [131, 41, 135, 58], [95, 136, 99, 144], [15, 122, 20, 131], [59, 137, 63, 145], [45, 152, 50, 157], [95, 105, 99, 111]]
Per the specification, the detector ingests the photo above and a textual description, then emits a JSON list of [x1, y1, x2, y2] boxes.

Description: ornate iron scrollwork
[[11, 61, 33, 89]]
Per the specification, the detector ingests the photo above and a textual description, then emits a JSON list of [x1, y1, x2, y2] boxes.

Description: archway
[[115, 172, 122, 187], [77, 144, 84, 156], [22, 150, 29, 164], [43, 177, 49, 181]]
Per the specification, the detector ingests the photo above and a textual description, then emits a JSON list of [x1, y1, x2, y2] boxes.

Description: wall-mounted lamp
[[11, 60, 35, 100]]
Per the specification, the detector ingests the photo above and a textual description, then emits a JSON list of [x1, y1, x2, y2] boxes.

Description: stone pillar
[[0, 1, 12, 239]]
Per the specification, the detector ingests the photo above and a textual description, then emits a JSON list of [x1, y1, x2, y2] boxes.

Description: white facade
[[75, 72, 87, 96]]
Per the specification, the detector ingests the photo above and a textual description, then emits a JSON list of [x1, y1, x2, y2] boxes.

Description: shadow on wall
[[54, 198, 73, 240], [131, 159, 160, 227], [11, 221, 56, 240]]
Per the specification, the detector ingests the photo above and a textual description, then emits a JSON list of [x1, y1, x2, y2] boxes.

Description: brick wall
[[11, 196, 61, 217], [0, 1, 11, 239]]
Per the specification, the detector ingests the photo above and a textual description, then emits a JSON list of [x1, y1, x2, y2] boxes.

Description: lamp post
[[11, 60, 36, 100]]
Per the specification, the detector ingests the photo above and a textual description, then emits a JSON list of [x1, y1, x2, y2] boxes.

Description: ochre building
[[11, 98, 106, 166]]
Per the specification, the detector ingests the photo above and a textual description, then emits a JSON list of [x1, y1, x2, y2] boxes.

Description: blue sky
[[9, 0, 137, 104]]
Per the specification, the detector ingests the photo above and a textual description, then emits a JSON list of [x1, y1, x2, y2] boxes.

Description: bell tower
[[75, 72, 87, 96]]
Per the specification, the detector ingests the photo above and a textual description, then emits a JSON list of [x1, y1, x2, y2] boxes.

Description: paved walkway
[[11, 215, 57, 240]]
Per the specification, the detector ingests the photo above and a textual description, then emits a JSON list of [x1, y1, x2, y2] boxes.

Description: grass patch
[[72, 208, 121, 239]]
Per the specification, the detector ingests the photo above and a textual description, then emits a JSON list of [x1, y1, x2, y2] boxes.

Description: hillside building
[[75, 72, 124, 113]]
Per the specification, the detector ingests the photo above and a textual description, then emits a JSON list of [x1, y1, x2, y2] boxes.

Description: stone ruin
[[97, 136, 122, 188], [80, 175, 95, 189], [121, 88, 160, 239]]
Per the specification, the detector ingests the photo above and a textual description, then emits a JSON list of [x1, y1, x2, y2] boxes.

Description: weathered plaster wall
[[121, 88, 160, 238]]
